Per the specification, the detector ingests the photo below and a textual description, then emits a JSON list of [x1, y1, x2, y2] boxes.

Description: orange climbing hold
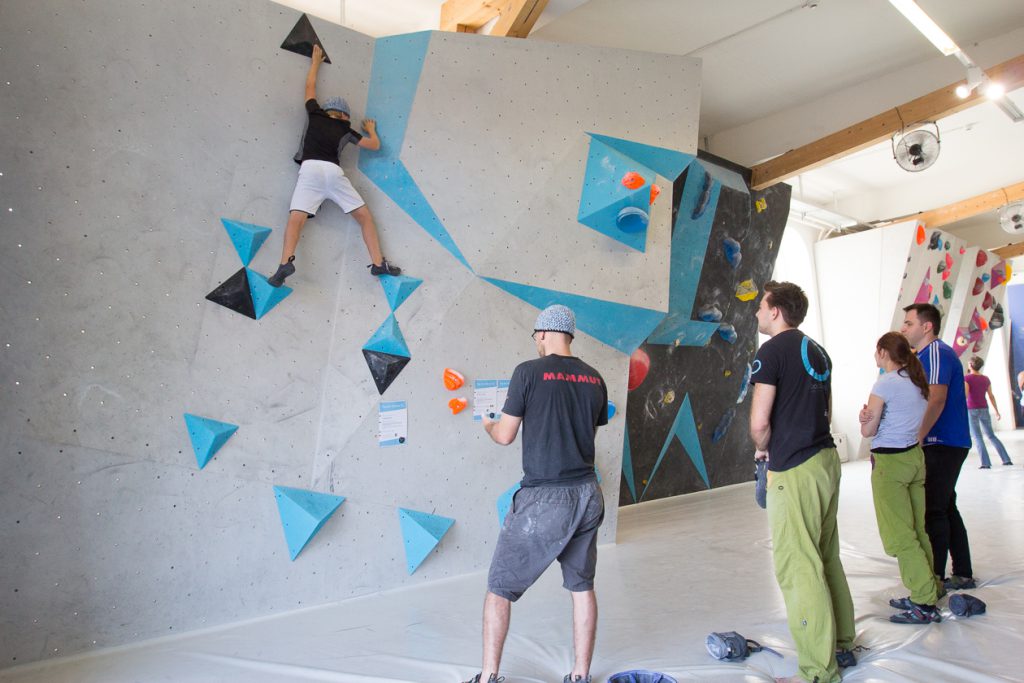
[[649, 184, 662, 204], [448, 397, 468, 414], [916, 224, 926, 245], [443, 368, 465, 391], [622, 171, 644, 190]]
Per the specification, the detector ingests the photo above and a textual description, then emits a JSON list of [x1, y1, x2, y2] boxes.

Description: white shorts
[[289, 159, 365, 216]]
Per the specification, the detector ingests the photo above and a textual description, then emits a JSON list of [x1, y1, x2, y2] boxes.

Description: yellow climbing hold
[[736, 279, 759, 302], [724, 370, 732, 377], [755, 198, 768, 213]]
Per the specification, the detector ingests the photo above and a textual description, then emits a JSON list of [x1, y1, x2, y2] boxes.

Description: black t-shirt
[[295, 99, 363, 165], [750, 329, 835, 472], [502, 355, 608, 487]]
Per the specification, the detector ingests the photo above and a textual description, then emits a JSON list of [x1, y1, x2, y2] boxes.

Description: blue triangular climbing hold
[[587, 133, 695, 181], [578, 138, 655, 252], [496, 482, 521, 526], [378, 274, 423, 312], [220, 218, 272, 266], [398, 508, 454, 574], [273, 486, 345, 561], [364, 314, 410, 358], [481, 277, 665, 355], [622, 428, 637, 503], [246, 268, 292, 319], [641, 394, 709, 500], [183, 413, 238, 469]]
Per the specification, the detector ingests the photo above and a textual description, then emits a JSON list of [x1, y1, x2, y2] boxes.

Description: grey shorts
[[487, 479, 605, 602]]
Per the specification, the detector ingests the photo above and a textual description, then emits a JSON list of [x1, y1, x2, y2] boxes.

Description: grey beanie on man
[[534, 304, 575, 338]]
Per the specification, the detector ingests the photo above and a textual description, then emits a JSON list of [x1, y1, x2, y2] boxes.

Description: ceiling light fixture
[[887, 0, 960, 55]]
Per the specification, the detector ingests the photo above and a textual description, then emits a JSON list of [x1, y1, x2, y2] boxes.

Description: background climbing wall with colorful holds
[[889, 225, 968, 337], [943, 246, 1009, 370], [0, 0, 699, 666], [619, 157, 791, 503]]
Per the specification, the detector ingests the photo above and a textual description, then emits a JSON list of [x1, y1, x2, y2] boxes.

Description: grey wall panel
[[1, 0, 698, 667]]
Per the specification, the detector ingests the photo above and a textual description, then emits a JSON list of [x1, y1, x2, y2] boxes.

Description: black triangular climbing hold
[[362, 349, 410, 395], [206, 267, 257, 319], [280, 13, 331, 64]]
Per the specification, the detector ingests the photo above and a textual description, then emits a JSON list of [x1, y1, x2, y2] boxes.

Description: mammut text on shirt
[[750, 329, 835, 472], [296, 99, 363, 165], [502, 355, 608, 487], [917, 339, 971, 448]]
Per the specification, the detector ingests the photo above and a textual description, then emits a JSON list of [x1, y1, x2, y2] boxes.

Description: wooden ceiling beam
[[440, 0, 549, 38], [750, 53, 1024, 191], [875, 180, 1024, 230]]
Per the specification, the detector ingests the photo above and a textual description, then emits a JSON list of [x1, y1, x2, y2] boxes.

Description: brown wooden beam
[[440, 0, 549, 38], [875, 180, 1024, 230], [750, 53, 1024, 191], [992, 241, 1024, 260]]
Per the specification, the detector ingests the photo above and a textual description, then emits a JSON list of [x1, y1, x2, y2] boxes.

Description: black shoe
[[944, 574, 976, 590], [1004, 461, 1014, 466], [462, 675, 503, 683], [979, 465, 991, 469], [889, 596, 915, 610], [268, 256, 295, 287], [835, 648, 858, 668], [890, 602, 941, 624], [369, 258, 401, 276]]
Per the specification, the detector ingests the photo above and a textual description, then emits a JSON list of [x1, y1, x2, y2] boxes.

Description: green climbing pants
[[767, 447, 854, 683], [871, 446, 941, 606]]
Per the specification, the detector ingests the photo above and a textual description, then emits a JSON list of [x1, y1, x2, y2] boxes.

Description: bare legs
[[277, 205, 385, 267], [570, 590, 597, 679], [278, 210, 309, 264], [481, 592, 510, 680], [478, 590, 597, 681], [350, 204, 384, 266]]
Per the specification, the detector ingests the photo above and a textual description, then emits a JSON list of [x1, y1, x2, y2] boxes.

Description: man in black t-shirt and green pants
[[463, 305, 607, 683], [749, 281, 855, 683]]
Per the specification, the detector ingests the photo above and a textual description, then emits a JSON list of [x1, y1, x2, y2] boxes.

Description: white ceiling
[[274, 0, 1024, 248]]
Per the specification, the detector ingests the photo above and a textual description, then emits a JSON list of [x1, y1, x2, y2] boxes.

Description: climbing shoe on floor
[[462, 675, 502, 683], [890, 602, 941, 624], [268, 256, 295, 287], [949, 593, 987, 617], [889, 596, 915, 611], [563, 676, 592, 683], [369, 258, 401, 276], [835, 647, 861, 668], [943, 575, 976, 590]]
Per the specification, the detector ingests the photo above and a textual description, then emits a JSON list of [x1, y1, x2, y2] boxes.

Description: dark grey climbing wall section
[[621, 167, 790, 504]]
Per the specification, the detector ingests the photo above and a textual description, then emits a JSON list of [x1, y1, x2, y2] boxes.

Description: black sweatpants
[[923, 444, 972, 579]]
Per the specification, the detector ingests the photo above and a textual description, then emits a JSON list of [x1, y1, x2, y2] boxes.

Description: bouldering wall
[[889, 225, 968, 336], [619, 157, 791, 503], [0, 0, 699, 666], [942, 246, 1009, 369]]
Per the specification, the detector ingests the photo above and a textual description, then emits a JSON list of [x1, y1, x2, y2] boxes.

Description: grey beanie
[[534, 304, 575, 338], [323, 97, 350, 115]]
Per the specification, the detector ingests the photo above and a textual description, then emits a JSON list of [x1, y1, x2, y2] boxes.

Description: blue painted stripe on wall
[[481, 277, 666, 355]]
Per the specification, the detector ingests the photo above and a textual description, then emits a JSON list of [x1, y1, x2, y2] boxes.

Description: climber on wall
[[268, 44, 400, 287]]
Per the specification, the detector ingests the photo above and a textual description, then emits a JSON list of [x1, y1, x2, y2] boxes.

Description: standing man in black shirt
[[463, 305, 607, 683], [749, 281, 855, 683], [268, 45, 400, 287]]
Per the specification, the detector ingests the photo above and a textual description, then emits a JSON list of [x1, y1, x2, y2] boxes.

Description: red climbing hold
[[628, 347, 650, 391]]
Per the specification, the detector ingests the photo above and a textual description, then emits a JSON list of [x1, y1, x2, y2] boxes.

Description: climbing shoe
[[949, 593, 987, 617], [563, 676, 592, 683], [268, 256, 295, 287], [889, 596, 915, 611], [462, 675, 503, 683], [943, 575, 976, 591], [835, 648, 859, 668], [889, 602, 941, 624], [369, 258, 401, 276]]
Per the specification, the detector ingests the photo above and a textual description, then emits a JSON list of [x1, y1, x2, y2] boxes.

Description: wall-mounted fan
[[1000, 202, 1024, 235], [891, 122, 941, 172]]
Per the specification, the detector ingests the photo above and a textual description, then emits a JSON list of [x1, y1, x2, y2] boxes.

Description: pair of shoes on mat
[[368, 258, 401, 276], [890, 601, 941, 624], [564, 676, 592, 683], [944, 574, 977, 590], [462, 675, 503, 683], [268, 256, 296, 287]]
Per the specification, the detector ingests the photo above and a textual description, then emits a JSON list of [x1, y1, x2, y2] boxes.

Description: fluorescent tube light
[[887, 0, 960, 55]]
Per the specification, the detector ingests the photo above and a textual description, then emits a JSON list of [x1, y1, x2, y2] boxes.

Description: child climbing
[[268, 44, 400, 287]]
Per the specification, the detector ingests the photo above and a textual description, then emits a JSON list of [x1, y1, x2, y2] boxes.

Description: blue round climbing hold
[[617, 206, 649, 233], [607, 400, 617, 420]]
